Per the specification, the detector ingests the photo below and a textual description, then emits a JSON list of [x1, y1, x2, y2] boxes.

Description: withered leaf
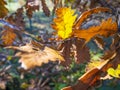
[[60, 38, 90, 67], [74, 18, 117, 42], [60, 40, 72, 66], [0, 0, 8, 18], [41, 0, 50, 17], [25, 0, 40, 18], [94, 36, 105, 50], [1, 28, 16, 46], [14, 8, 25, 30], [62, 34, 120, 90], [74, 38, 90, 63], [74, 7, 111, 29], [6, 43, 64, 70], [1, 8, 25, 46], [62, 52, 116, 90]]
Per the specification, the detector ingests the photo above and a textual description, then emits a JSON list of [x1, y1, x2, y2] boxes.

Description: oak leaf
[[6, 43, 64, 70], [0, 0, 8, 18], [58, 38, 90, 67], [41, 0, 50, 16], [74, 7, 111, 29], [1, 28, 16, 46], [25, 0, 40, 18], [60, 40, 72, 66], [1, 8, 25, 46], [74, 38, 90, 63], [62, 34, 120, 90], [51, 7, 77, 39], [107, 64, 120, 78], [94, 36, 105, 50], [74, 18, 117, 42], [62, 52, 116, 90]]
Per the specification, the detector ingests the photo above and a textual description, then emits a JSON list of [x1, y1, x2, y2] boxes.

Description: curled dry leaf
[[6, 43, 64, 70], [94, 36, 105, 50], [62, 34, 120, 90], [73, 7, 111, 29], [74, 18, 118, 42], [62, 52, 116, 90]]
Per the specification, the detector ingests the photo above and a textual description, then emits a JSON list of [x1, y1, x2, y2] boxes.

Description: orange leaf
[[1, 28, 16, 46], [0, 0, 8, 18], [62, 36, 120, 90], [74, 18, 117, 42], [74, 7, 111, 29]]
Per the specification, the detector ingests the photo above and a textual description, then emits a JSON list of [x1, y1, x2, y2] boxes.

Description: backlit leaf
[[74, 7, 111, 29], [74, 18, 117, 42], [107, 64, 120, 78], [0, 0, 8, 18], [62, 52, 116, 90], [6, 43, 64, 70], [1, 28, 16, 46], [51, 7, 77, 39]]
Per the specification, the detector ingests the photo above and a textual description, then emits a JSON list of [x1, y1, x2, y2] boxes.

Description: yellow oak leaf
[[107, 64, 120, 78], [51, 7, 77, 39]]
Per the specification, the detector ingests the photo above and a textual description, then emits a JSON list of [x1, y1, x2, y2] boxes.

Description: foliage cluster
[[0, 0, 120, 90]]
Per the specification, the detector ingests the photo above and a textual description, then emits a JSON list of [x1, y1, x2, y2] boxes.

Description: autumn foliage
[[0, 0, 120, 90]]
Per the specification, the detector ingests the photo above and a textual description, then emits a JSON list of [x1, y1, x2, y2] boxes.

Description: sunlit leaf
[[6, 43, 64, 69], [51, 7, 77, 39], [107, 64, 120, 78], [74, 7, 111, 29], [1, 28, 16, 46], [0, 0, 8, 18], [74, 18, 117, 42]]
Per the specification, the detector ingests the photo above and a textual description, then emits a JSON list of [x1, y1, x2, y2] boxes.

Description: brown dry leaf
[[74, 38, 90, 63], [1, 7, 25, 45], [74, 18, 117, 42], [60, 40, 72, 66], [1, 28, 16, 46], [25, 0, 40, 18], [7, 43, 64, 70], [14, 8, 25, 30], [94, 36, 105, 50], [62, 52, 116, 90], [59, 38, 90, 67], [0, 0, 8, 18], [74, 7, 111, 29], [41, 0, 50, 17], [62, 34, 120, 90], [52, 0, 59, 14]]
